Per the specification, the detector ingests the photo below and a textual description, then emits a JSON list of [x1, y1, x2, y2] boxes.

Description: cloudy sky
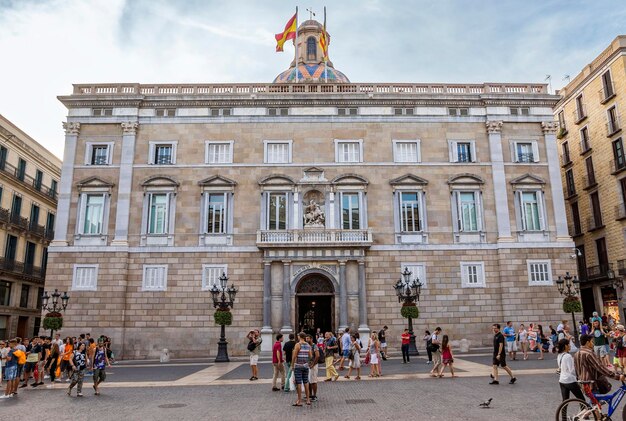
[[0, 0, 624, 158]]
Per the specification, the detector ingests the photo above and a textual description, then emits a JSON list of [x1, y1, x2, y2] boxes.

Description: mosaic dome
[[273, 63, 350, 84]]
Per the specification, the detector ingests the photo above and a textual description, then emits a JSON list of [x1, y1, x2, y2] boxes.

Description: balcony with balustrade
[[0, 207, 54, 243], [586, 263, 612, 281], [0, 160, 57, 203], [0, 257, 45, 283], [256, 229, 373, 248]]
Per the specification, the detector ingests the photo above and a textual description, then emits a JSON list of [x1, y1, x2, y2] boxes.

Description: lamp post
[[556, 272, 581, 347], [41, 289, 70, 338], [393, 267, 422, 356], [210, 272, 238, 363]]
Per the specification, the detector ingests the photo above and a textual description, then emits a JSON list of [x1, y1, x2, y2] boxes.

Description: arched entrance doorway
[[295, 274, 335, 336]]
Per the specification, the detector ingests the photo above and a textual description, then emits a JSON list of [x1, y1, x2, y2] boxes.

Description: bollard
[[459, 338, 470, 353], [160, 348, 170, 363]]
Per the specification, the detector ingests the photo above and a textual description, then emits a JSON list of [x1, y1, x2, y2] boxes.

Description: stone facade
[[0, 115, 61, 339], [47, 21, 576, 359], [555, 35, 626, 322]]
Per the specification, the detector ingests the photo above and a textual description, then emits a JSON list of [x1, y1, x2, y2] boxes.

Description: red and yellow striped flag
[[319, 22, 328, 61], [275, 12, 297, 52]]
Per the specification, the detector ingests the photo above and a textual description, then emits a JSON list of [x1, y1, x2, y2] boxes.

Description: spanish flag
[[275, 11, 297, 52]]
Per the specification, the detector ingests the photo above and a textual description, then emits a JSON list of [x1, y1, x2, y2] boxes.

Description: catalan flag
[[319, 16, 329, 61], [275, 11, 297, 52]]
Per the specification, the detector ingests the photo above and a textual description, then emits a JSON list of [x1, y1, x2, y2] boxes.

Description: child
[[438, 335, 456, 378]]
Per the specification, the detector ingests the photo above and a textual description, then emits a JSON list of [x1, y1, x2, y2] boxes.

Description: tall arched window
[[307, 36, 317, 60]]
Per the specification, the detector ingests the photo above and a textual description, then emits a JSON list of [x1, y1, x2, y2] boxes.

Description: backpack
[[247, 340, 256, 352]]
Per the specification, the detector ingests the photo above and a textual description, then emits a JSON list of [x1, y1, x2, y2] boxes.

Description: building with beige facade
[[555, 36, 626, 323], [47, 19, 575, 358], [0, 115, 60, 339]]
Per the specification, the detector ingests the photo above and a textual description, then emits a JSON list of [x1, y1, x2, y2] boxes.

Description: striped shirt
[[574, 346, 620, 382], [295, 342, 311, 366]]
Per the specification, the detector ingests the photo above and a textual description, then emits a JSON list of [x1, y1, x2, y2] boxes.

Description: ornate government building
[[48, 19, 575, 358]]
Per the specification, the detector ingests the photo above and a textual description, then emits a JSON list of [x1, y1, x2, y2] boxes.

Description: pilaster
[[338, 260, 348, 330], [111, 121, 138, 246], [357, 260, 370, 335], [542, 121, 570, 241], [486, 121, 513, 242], [280, 260, 293, 334]]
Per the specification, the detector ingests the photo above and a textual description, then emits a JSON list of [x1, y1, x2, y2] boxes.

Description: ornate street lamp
[[556, 272, 581, 347], [393, 267, 422, 356], [211, 272, 238, 362], [41, 288, 70, 337]]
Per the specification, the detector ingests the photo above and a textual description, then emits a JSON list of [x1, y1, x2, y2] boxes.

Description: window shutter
[[476, 192, 483, 231], [450, 142, 458, 162], [532, 141, 540, 162], [149, 145, 155, 164], [516, 191, 525, 231], [477, 264, 484, 286], [537, 191, 546, 230], [419, 191, 426, 231], [393, 191, 401, 233], [510, 141, 517, 163], [470, 142, 477, 163], [461, 264, 468, 286], [455, 191, 463, 231]]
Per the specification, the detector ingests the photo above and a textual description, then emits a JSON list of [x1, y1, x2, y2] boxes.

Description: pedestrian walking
[[518, 324, 529, 360], [33, 336, 49, 387], [272, 334, 285, 391], [45, 342, 61, 388], [437, 335, 456, 378], [367, 332, 380, 378], [68, 342, 87, 397], [490, 323, 516, 385], [401, 329, 410, 363], [503, 321, 517, 360], [429, 327, 442, 377], [423, 330, 432, 364], [291, 332, 312, 407], [346, 334, 361, 380], [536, 324, 545, 360], [60, 337, 74, 382], [378, 326, 388, 360], [92, 340, 110, 395], [555, 338, 585, 401], [246, 329, 262, 381], [1, 339, 18, 399], [323, 332, 339, 382], [615, 325, 626, 373], [306, 334, 319, 401], [590, 320, 610, 367], [338, 327, 351, 370], [283, 333, 296, 393]]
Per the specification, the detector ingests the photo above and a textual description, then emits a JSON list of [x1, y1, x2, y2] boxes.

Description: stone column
[[260, 261, 273, 351], [357, 260, 370, 335], [542, 121, 570, 241], [51, 122, 80, 247], [339, 260, 348, 330], [281, 260, 293, 334], [486, 121, 513, 241], [111, 121, 138, 246]]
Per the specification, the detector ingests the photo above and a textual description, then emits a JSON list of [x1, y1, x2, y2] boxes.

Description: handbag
[[364, 352, 370, 365], [595, 376, 612, 394]]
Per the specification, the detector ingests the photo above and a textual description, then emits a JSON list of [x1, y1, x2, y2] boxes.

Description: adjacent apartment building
[[48, 19, 575, 358], [555, 35, 626, 323], [0, 115, 61, 339]]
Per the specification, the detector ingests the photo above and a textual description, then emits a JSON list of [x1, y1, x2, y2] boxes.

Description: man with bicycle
[[574, 334, 625, 405]]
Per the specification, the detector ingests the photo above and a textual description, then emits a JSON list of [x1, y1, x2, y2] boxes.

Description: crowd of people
[[0, 333, 113, 399]]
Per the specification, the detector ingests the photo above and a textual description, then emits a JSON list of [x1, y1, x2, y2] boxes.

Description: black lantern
[[41, 288, 70, 338], [556, 271, 581, 347], [211, 272, 238, 362], [393, 267, 423, 356]]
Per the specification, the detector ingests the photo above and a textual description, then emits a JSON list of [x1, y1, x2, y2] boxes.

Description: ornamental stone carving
[[485, 120, 503, 134], [541, 121, 560, 135], [62, 122, 80, 135], [121, 121, 139, 134], [304, 199, 325, 227]]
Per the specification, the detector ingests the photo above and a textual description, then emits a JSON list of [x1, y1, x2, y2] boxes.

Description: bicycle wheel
[[555, 398, 599, 420]]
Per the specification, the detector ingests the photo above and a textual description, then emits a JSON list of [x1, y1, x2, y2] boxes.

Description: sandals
[[344, 376, 350, 379], [292, 402, 302, 407], [355, 376, 361, 380]]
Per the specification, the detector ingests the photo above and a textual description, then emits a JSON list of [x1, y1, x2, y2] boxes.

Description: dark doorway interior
[[580, 287, 596, 323], [297, 295, 333, 336], [17, 316, 28, 338]]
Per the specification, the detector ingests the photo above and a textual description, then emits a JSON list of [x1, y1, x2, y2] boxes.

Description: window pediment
[[258, 174, 296, 186], [510, 173, 546, 186], [198, 175, 237, 187], [447, 173, 485, 186], [141, 175, 179, 193], [331, 174, 369, 186], [76, 176, 115, 192], [389, 174, 428, 187]]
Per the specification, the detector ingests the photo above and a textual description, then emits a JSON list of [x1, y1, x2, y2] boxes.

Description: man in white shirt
[[338, 328, 351, 371]]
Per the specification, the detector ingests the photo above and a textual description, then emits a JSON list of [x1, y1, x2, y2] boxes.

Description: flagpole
[[295, 6, 299, 83], [324, 6, 328, 83]]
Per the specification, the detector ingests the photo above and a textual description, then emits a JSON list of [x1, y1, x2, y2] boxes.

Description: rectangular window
[[590, 191, 603, 227], [46, 212, 55, 237], [401, 264, 427, 287], [456, 191, 480, 232], [571, 202, 582, 235], [456, 142, 472, 163], [601, 71, 615, 101], [0, 146, 7, 171], [608, 105, 620, 134], [575, 94, 586, 121], [202, 264, 228, 290], [11, 194, 21, 218], [515, 142, 535, 163], [49, 180, 57, 198], [520, 191, 542, 231], [34, 170, 43, 190], [29, 204, 39, 227], [265, 141, 291, 164], [83, 194, 105, 234], [510, 107, 530, 116], [210, 108, 232, 116], [206, 193, 226, 234], [561, 142, 570, 164], [448, 107, 469, 116], [16, 158, 26, 181], [5, 235, 17, 261], [268, 108, 289, 116], [0, 281, 10, 306], [142, 265, 167, 291], [527, 260, 552, 285], [24, 241, 35, 268], [596, 237, 609, 269], [205, 142, 233, 164], [585, 157, 596, 186], [461, 262, 485, 288], [558, 110, 566, 130], [19, 285, 29, 308], [338, 108, 358, 116], [336, 141, 362, 163], [394, 108, 415, 115], [72, 264, 98, 291], [155, 108, 176, 117], [614, 138, 626, 171], [341, 193, 360, 229], [89, 144, 111, 165], [148, 193, 169, 234], [393, 141, 419, 163], [565, 169, 575, 196], [580, 127, 590, 152], [153, 144, 173, 165], [267, 193, 287, 230], [92, 108, 113, 116], [400, 192, 421, 232]]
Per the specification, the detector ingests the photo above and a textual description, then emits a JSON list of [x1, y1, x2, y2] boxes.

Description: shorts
[[443, 358, 454, 365], [16, 364, 24, 377], [342, 349, 350, 358], [249, 354, 259, 366], [4, 365, 17, 381], [294, 366, 309, 385], [309, 364, 318, 384], [594, 345, 608, 357], [506, 341, 517, 353], [24, 362, 36, 372], [93, 368, 106, 383], [370, 353, 379, 365], [380, 342, 387, 349], [492, 355, 507, 367]]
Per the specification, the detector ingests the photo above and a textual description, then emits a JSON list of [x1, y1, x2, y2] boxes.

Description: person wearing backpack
[[556, 338, 584, 401], [247, 330, 262, 381]]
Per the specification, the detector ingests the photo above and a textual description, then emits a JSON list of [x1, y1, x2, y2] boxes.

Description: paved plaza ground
[[0, 349, 622, 420]]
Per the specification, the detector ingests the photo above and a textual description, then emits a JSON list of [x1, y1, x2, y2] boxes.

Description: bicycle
[[555, 380, 626, 420]]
